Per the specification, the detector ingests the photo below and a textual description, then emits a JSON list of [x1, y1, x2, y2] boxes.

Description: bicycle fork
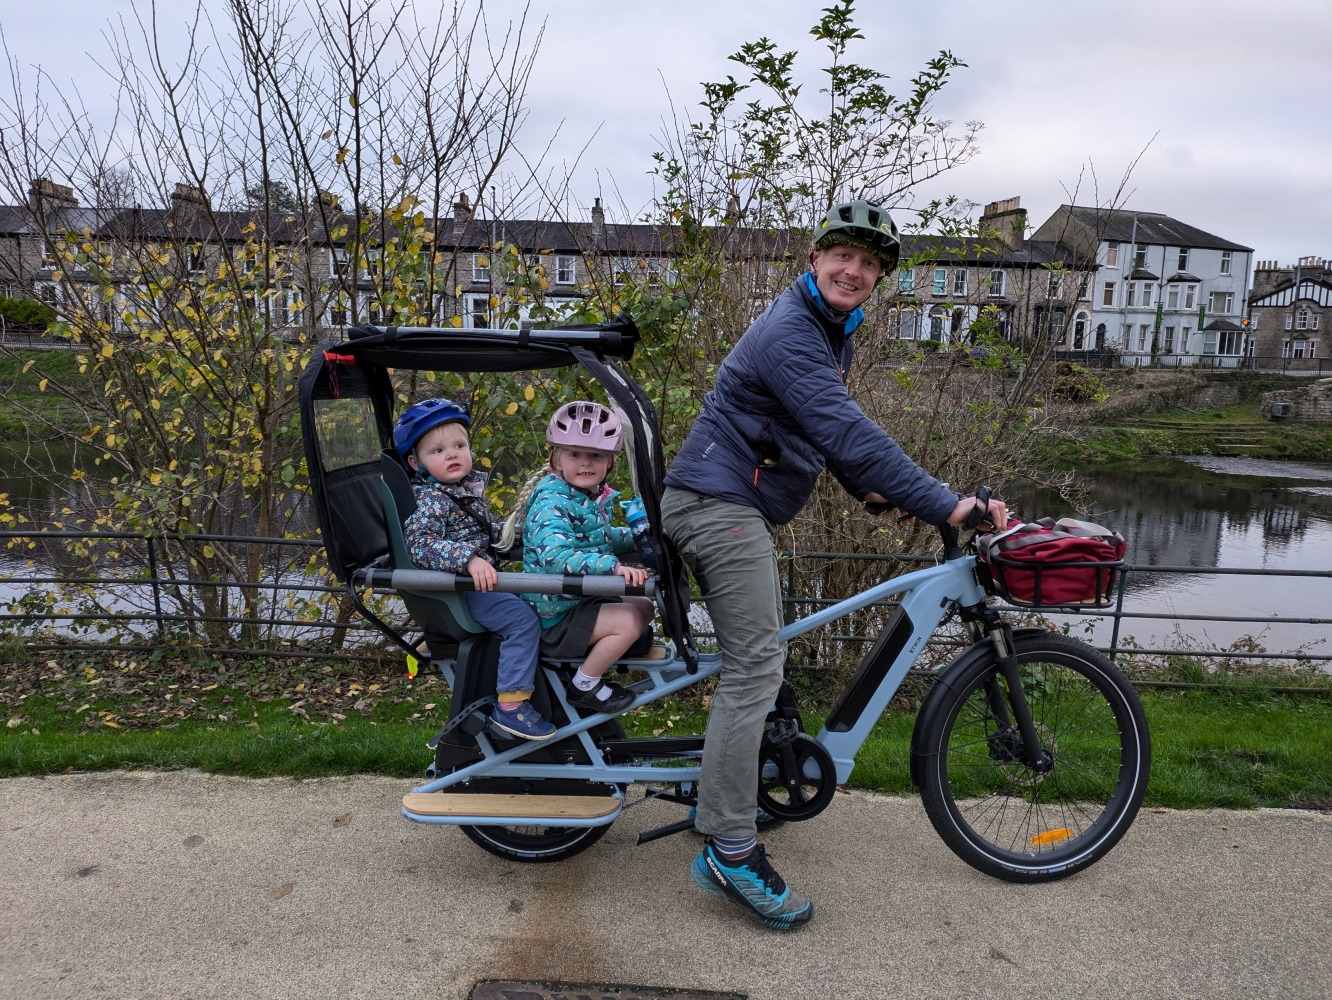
[[975, 611, 1053, 774]]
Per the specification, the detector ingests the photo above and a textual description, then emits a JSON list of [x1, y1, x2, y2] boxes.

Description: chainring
[[755, 732, 838, 821]]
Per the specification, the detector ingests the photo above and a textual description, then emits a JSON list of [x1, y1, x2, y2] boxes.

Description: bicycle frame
[[398, 546, 990, 827]]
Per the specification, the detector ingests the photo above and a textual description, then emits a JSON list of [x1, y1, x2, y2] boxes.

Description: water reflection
[[1011, 456, 1332, 658]]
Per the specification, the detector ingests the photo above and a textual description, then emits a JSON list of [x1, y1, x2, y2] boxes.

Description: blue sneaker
[[489, 701, 556, 740], [690, 842, 813, 930]]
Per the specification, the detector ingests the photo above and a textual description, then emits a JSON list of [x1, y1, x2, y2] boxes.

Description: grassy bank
[[2, 649, 1328, 811], [1052, 402, 1332, 467]]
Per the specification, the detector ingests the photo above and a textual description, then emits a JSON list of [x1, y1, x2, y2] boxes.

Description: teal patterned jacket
[[521, 474, 633, 625]]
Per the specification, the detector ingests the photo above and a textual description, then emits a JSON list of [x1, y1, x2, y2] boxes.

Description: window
[[1311, 341, 1319, 359], [40, 237, 58, 267], [187, 244, 205, 273], [898, 267, 915, 293], [1220, 251, 1232, 275], [1137, 325, 1149, 352], [465, 293, 491, 328], [1102, 281, 1116, 307], [612, 257, 635, 286], [1176, 248, 1188, 271], [1209, 291, 1234, 315], [1126, 283, 1137, 307], [1163, 326, 1175, 353], [1133, 244, 1148, 269], [1142, 284, 1153, 307], [1105, 243, 1119, 268], [1167, 285, 1180, 309], [1291, 340, 1306, 359], [471, 253, 490, 282], [1182, 326, 1191, 351], [988, 270, 1004, 297], [1184, 284, 1197, 309], [646, 257, 677, 286], [1122, 323, 1133, 348], [932, 268, 947, 295], [332, 246, 351, 277], [952, 269, 967, 296], [1047, 271, 1062, 298], [1285, 314, 1294, 331], [329, 295, 348, 327], [1296, 308, 1311, 330], [555, 255, 576, 284]]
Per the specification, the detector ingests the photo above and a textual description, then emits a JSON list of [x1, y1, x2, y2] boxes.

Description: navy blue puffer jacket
[[664, 273, 958, 526]]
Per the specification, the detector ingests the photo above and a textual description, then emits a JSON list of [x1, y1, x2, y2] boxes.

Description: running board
[[401, 791, 623, 827]]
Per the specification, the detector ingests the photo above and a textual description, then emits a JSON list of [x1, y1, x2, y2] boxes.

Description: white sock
[[572, 669, 612, 700]]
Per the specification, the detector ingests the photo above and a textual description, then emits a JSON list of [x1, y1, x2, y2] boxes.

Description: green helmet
[[812, 199, 900, 271]]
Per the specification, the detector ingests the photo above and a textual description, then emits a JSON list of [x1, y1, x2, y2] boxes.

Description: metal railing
[[3, 529, 1330, 667]]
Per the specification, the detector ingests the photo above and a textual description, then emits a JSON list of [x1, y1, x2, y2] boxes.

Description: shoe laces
[[737, 843, 786, 894]]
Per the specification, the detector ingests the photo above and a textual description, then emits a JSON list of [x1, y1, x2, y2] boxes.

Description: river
[[1010, 455, 1332, 660]]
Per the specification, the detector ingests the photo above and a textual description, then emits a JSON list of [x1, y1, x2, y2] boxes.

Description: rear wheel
[[914, 634, 1150, 882], [457, 717, 626, 864]]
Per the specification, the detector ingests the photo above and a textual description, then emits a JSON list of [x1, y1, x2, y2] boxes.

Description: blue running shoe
[[489, 701, 556, 740], [690, 842, 813, 930]]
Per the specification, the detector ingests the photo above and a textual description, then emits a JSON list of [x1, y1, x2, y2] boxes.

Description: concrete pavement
[[1, 770, 1329, 1000]]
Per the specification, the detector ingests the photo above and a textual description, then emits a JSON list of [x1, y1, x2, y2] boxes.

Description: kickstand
[[636, 817, 697, 846]]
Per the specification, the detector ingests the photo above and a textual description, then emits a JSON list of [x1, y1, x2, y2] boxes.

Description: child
[[395, 398, 555, 741], [522, 400, 658, 713]]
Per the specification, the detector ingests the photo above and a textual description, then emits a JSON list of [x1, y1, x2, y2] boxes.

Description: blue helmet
[[392, 398, 471, 456]]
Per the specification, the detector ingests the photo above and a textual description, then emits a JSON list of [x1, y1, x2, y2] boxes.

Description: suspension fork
[[976, 610, 1052, 773]]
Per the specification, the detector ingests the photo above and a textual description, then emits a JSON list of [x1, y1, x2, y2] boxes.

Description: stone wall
[[1261, 379, 1332, 423]]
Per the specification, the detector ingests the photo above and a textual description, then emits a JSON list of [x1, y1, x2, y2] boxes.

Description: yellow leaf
[[100, 343, 114, 358], [392, 153, 402, 166], [321, 129, 333, 140], [38, 379, 47, 392], [105, 434, 116, 447], [505, 401, 518, 415], [524, 385, 535, 401], [203, 544, 215, 559], [336, 148, 348, 164], [348, 92, 358, 109]]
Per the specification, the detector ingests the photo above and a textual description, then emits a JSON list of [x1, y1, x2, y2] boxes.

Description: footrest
[[402, 791, 621, 820]]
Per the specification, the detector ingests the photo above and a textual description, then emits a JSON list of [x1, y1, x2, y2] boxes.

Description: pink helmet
[[546, 401, 623, 452]]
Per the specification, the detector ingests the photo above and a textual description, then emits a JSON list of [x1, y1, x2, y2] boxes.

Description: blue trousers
[[462, 590, 542, 700]]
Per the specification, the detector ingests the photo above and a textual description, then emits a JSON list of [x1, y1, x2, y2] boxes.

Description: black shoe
[[566, 678, 635, 713]]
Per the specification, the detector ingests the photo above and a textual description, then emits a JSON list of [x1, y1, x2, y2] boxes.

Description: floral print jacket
[[403, 470, 501, 574]]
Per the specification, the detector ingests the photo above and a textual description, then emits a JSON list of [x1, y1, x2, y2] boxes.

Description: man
[[660, 199, 1008, 929]]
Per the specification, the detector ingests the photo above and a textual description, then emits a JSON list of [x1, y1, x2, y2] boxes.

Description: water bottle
[[621, 497, 658, 570]]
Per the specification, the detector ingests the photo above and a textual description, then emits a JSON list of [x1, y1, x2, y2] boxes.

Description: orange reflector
[[1031, 828, 1073, 846]]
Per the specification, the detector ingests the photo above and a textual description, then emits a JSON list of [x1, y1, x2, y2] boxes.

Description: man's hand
[[467, 555, 498, 591], [948, 495, 1009, 532]]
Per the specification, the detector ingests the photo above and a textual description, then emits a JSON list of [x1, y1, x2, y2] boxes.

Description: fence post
[[145, 534, 166, 641], [783, 552, 797, 627], [1108, 565, 1127, 660]]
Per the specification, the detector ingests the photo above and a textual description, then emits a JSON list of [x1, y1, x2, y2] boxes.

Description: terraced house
[[1031, 205, 1254, 367]]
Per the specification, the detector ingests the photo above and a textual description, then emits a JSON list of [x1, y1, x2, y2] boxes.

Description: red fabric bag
[[976, 517, 1126, 607]]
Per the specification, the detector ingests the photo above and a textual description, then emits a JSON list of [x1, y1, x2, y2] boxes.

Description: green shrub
[[0, 296, 57, 329]]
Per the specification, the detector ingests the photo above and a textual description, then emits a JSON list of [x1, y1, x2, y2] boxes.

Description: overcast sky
[[4, 0, 1329, 266]]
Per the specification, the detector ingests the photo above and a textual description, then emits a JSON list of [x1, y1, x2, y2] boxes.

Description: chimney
[[170, 183, 210, 210], [979, 196, 1027, 250], [591, 197, 605, 243], [28, 177, 78, 212], [452, 192, 473, 240]]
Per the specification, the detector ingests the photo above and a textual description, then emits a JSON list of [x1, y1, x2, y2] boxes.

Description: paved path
[[2, 771, 1329, 1000]]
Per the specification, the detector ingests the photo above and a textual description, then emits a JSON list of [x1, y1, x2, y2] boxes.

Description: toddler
[[522, 401, 658, 713], [396, 398, 555, 741]]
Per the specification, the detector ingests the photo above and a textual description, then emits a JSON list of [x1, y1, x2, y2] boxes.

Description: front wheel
[[913, 633, 1150, 883]]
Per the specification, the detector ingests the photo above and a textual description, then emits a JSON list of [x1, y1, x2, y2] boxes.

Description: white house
[[1031, 206, 1253, 367]]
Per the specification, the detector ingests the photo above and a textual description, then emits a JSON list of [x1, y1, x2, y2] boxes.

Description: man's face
[[810, 244, 885, 313]]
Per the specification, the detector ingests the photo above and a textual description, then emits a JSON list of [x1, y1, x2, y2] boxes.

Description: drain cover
[[469, 983, 746, 1000]]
